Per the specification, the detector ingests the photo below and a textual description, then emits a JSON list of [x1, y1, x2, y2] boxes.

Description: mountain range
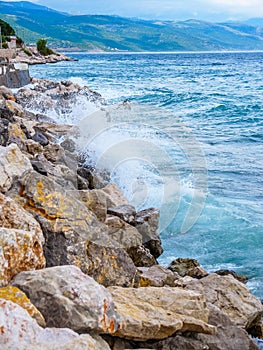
[[1, 1, 263, 51]]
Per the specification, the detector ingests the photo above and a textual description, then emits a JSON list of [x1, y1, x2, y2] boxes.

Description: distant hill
[[1, 1, 263, 51]]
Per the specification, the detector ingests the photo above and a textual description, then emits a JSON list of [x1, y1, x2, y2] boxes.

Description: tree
[[36, 38, 54, 56]]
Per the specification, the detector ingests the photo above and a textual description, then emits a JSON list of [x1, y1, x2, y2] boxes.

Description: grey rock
[[135, 208, 163, 259], [108, 205, 136, 225], [11, 265, 121, 333], [168, 258, 208, 279]]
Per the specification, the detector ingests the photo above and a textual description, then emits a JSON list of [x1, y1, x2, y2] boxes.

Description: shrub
[[23, 48, 32, 56], [36, 38, 54, 56], [2, 42, 8, 49]]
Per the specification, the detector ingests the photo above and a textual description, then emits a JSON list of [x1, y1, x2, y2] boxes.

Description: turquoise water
[[30, 52, 263, 299]]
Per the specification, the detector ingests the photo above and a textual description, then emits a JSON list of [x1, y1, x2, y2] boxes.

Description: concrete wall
[[0, 62, 30, 88], [0, 49, 16, 59]]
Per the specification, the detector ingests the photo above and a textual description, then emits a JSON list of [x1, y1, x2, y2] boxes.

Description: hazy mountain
[[1, 1, 263, 51]]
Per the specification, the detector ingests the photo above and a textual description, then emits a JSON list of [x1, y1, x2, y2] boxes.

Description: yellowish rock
[[0, 286, 45, 326], [108, 286, 216, 341]]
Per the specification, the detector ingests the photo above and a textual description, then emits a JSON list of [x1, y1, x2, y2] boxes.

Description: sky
[[4, 0, 263, 21]]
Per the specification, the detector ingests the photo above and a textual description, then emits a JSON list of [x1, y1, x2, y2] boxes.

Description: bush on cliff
[[36, 39, 54, 56]]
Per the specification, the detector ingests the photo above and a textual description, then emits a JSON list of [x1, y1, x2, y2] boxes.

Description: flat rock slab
[[108, 286, 216, 341], [11, 265, 121, 334]]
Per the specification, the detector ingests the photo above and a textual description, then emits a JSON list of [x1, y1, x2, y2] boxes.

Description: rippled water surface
[[30, 52, 263, 299]]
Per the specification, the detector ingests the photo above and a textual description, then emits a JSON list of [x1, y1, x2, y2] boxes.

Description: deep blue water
[[30, 52, 263, 299]]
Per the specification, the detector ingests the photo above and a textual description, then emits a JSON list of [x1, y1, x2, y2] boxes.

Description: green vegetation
[[0, 18, 24, 48], [36, 38, 54, 56], [22, 48, 32, 56], [1, 2, 263, 51]]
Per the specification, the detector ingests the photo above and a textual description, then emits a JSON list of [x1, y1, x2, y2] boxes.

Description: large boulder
[[0, 143, 32, 192], [107, 204, 136, 225], [0, 193, 45, 286], [11, 265, 121, 333], [0, 286, 45, 327], [138, 265, 179, 287], [12, 170, 137, 287], [0, 298, 110, 350], [108, 286, 216, 341], [101, 183, 129, 207], [184, 273, 263, 329]]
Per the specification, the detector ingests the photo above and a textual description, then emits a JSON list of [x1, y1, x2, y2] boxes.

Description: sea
[[29, 52, 263, 304]]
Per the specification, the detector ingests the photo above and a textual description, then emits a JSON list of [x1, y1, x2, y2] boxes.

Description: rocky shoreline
[[10, 47, 73, 65], [0, 79, 262, 350]]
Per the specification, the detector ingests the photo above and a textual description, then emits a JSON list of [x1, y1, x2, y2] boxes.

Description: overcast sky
[[6, 0, 263, 21]]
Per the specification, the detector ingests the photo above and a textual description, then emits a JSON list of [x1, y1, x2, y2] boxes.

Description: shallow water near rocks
[[30, 52, 263, 302]]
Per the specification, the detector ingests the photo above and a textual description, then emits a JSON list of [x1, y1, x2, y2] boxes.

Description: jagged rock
[[0, 298, 111, 350], [0, 117, 9, 146], [168, 258, 208, 279], [0, 143, 33, 192], [77, 189, 108, 222], [5, 99, 24, 117], [108, 205, 137, 225], [13, 170, 137, 287], [25, 139, 44, 155], [0, 286, 45, 327], [0, 105, 16, 122], [135, 208, 163, 259], [0, 85, 15, 100], [184, 273, 263, 329], [138, 265, 179, 287], [101, 183, 129, 207], [105, 215, 142, 249], [127, 245, 157, 267], [60, 138, 77, 152], [78, 166, 108, 190], [214, 269, 248, 283], [108, 286, 216, 341], [8, 122, 26, 140], [43, 142, 64, 163], [86, 238, 138, 287], [0, 228, 45, 287], [11, 265, 121, 333], [32, 131, 49, 146], [0, 193, 45, 286]]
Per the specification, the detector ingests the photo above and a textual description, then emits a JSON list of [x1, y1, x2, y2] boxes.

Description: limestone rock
[[11, 265, 121, 333], [108, 205, 136, 225], [43, 142, 65, 163], [214, 269, 248, 283], [105, 215, 142, 249], [0, 193, 45, 286], [25, 139, 44, 155], [0, 298, 110, 350], [108, 286, 216, 341], [78, 189, 108, 222], [138, 265, 179, 287], [0, 228, 45, 287], [135, 208, 163, 259], [5, 99, 24, 117], [86, 238, 138, 287], [101, 183, 129, 207], [0, 286, 45, 327], [127, 245, 157, 267], [185, 273, 263, 329], [14, 170, 137, 287], [0, 143, 33, 192], [32, 131, 49, 146], [168, 258, 208, 279]]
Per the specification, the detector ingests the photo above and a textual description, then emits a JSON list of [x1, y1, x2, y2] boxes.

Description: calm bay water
[[30, 52, 263, 299]]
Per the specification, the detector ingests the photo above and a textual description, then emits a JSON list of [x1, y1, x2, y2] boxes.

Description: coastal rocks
[[168, 258, 208, 279], [135, 208, 163, 259], [108, 286, 216, 341], [0, 193, 45, 286], [138, 265, 178, 287], [0, 143, 32, 192], [0, 228, 45, 287], [184, 273, 263, 329], [108, 204, 137, 225], [11, 265, 121, 333], [0, 286, 45, 327], [14, 170, 137, 287], [0, 298, 110, 350], [101, 183, 129, 207]]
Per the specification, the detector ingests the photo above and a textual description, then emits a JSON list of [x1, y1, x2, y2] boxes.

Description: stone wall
[[0, 62, 30, 88]]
